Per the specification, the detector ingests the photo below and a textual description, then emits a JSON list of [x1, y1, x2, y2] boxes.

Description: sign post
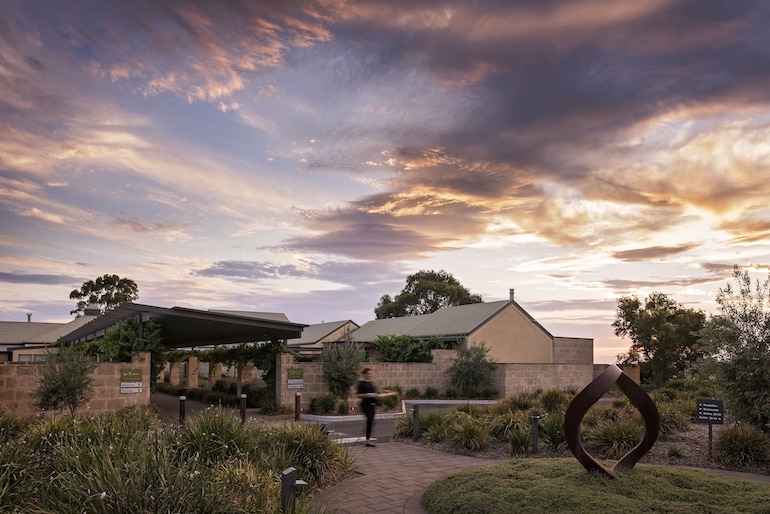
[[696, 399, 724, 459]]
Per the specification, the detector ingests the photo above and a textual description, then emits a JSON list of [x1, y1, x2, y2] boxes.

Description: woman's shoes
[[365, 442, 377, 447]]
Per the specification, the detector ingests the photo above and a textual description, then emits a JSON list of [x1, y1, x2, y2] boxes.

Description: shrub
[[488, 412, 527, 441], [667, 444, 683, 458], [379, 392, 401, 411], [263, 423, 353, 486], [499, 391, 538, 412], [393, 414, 413, 438], [404, 387, 421, 399], [449, 416, 490, 451], [714, 425, 770, 467], [309, 393, 338, 414], [424, 386, 439, 399], [658, 402, 691, 438], [447, 343, 496, 397], [0, 411, 29, 443], [586, 419, 643, 460], [444, 388, 458, 399], [321, 341, 366, 399], [539, 389, 568, 412], [539, 411, 566, 450], [371, 334, 433, 362], [509, 426, 532, 455], [32, 347, 96, 416], [177, 407, 259, 465], [479, 387, 499, 399], [418, 411, 447, 436], [336, 400, 350, 415]]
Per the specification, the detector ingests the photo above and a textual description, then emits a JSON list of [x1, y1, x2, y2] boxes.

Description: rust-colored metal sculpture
[[564, 365, 659, 478]]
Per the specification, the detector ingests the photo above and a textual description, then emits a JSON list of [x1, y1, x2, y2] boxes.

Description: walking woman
[[356, 366, 379, 447]]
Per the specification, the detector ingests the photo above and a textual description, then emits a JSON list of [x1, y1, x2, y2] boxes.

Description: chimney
[[509, 288, 515, 301], [27, 313, 32, 322]]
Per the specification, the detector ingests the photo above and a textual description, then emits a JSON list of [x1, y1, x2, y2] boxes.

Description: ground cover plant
[[422, 459, 770, 514], [0, 405, 352, 513]]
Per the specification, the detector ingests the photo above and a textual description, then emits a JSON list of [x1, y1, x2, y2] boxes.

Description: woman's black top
[[357, 380, 378, 408]]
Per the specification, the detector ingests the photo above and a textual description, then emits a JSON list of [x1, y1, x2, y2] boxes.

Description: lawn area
[[423, 459, 770, 514]]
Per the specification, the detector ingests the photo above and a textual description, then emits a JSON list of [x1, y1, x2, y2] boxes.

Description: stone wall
[[276, 349, 596, 410], [553, 337, 593, 364], [496, 363, 594, 394], [0, 352, 151, 419], [277, 350, 457, 411]]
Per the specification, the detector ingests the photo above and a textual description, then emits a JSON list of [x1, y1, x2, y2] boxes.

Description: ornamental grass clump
[[508, 426, 532, 455], [449, 416, 491, 451], [714, 425, 770, 468], [539, 410, 566, 451], [488, 412, 528, 441], [0, 405, 351, 513], [539, 389, 569, 413], [586, 419, 643, 459]]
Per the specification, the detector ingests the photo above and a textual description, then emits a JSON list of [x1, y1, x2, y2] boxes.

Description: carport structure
[[60, 302, 306, 348]]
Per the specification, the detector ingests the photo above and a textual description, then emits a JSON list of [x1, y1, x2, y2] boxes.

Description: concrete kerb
[[299, 399, 501, 423], [300, 401, 408, 423]]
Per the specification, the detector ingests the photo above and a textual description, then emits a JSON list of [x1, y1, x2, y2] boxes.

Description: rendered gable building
[[347, 295, 593, 365], [287, 320, 360, 355]]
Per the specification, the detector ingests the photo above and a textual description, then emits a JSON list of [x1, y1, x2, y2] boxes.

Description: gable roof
[[59, 303, 306, 347], [348, 300, 553, 342], [288, 320, 359, 346]]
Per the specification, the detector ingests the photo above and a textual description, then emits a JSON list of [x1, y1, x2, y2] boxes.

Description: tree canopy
[[613, 291, 705, 386], [69, 274, 139, 317], [699, 266, 770, 432], [374, 270, 482, 319]]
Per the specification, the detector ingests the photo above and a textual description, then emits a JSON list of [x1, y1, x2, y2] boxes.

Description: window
[[18, 354, 31, 362]]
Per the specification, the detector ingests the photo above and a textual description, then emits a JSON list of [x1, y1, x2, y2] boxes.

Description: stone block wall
[[0, 352, 151, 419], [276, 350, 596, 410], [277, 350, 457, 411], [553, 337, 593, 364]]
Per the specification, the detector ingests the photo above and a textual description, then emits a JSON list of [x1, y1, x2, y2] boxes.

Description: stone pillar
[[187, 356, 199, 389], [209, 363, 222, 387], [169, 362, 181, 386], [276, 353, 292, 409]]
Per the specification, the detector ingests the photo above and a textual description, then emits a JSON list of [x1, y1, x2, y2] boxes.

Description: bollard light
[[530, 410, 541, 455], [240, 393, 247, 424], [179, 395, 186, 425], [412, 404, 420, 442], [295, 392, 301, 421]]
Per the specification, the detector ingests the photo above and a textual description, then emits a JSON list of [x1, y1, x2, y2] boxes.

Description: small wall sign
[[287, 368, 304, 389], [120, 368, 143, 394]]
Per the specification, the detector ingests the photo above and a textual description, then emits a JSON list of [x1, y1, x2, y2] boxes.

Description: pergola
[[59, 303, 306, 348]]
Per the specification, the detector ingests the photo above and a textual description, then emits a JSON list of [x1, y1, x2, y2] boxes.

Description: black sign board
[[696, 399, 724, 424]]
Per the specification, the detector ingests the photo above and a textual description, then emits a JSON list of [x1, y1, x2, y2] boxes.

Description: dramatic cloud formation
[[2, 0, 770, 362]]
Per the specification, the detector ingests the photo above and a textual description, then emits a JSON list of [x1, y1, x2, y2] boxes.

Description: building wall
[[469, 303, 553, 363], [553, 337, 593, 364], [276, 349, 595, 410], [0, 352, 151, 418]]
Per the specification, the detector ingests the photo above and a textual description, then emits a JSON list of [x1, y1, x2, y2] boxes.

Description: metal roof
[[288, 320, 359, 346], [347, 300, 553, 342], [59, 303, 306, 347]]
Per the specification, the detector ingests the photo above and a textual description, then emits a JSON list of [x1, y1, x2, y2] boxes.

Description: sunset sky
[[2, 1, 770, 363]]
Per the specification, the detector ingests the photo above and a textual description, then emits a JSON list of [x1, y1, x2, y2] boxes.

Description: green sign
[[287, 368, 304, 389], [120, 369, 143, 382]]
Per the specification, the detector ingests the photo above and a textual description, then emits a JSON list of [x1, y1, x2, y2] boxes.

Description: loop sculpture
[[564, 365, 659, 479]]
